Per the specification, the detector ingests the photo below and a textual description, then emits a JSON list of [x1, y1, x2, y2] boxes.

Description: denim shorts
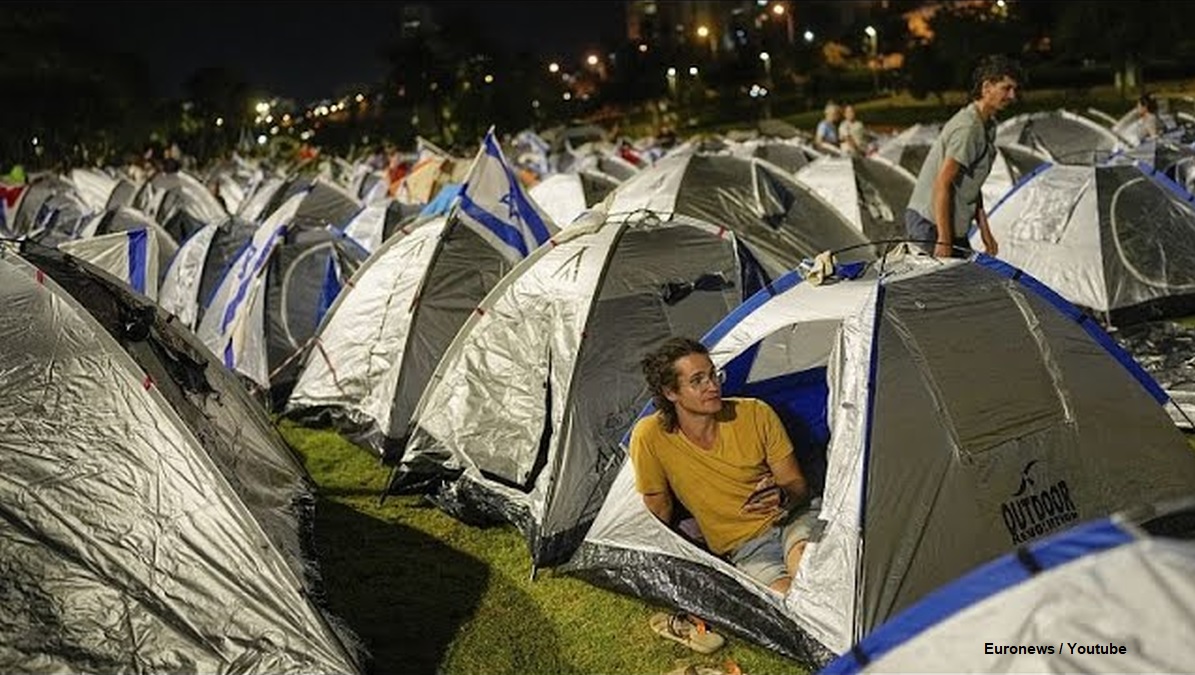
[[728, 498, 822, 586]]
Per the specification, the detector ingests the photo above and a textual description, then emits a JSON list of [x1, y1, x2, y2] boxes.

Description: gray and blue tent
[[975, 160, 1195, 323], [822, 501, 1195, 674], [565, 251, 1195, 665], [997, 110, 1122, 166], [158, 216, 260, 329]]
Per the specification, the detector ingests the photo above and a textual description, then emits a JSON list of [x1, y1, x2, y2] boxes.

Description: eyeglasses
[[684, 369, 726, 391]]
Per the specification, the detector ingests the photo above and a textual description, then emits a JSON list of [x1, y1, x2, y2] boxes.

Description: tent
[[875, 123, 941, 175], [997, 110, 1122, 166], [393, 208, 765, 567], [981, 141, 1050, 208], [822, 501, 1195, 674], [565, 252, 1195, 665], [794, 155, 915, 243], [196, 186, 366, 407], [976, 160, 1195, 323], [158, 216, 259, 329], [77, 206, 179, 276], [1114, 138, 1195, 195], [285, 129, 557, 451], [69, 167, 122, 213], [528, 171, 620, 227], [0, 246, 361, 674], [731, 138, 823, 176], [57, 227, 161, 298], [341, 198, 423, 253], [131, 170, 229, 244], [7, 174, 91, 243], [608, 153, 872, 279]]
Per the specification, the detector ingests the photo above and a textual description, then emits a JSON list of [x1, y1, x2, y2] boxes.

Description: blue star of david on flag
[[455, 128, 557, 261]]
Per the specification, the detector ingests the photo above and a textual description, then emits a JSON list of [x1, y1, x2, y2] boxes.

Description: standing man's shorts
[[904, 209, 970, 256], [728, 498, 822, 587]]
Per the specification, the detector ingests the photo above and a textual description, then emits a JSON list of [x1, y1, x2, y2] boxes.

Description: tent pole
[[379, 464, 401, 506]]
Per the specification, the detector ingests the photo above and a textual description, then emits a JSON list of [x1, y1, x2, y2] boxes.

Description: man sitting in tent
[[630, 337, 819, 595]]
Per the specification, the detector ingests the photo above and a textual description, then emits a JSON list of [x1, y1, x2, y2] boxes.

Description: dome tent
[[285, 129, 557, 455], [158, 216, 259, 330], [0, 246, 361, 674], [975, 160, 1195, 323], [529, 170, 621, 227], [997, 110, 1122, 166], [392, 208, 765, 568], [822, 500, 1195, 674], [609, 153, 872, 279], [565, 252, 1195, 665], [794, 155, 915, 243]]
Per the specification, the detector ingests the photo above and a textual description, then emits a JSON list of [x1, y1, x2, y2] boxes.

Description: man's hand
[[742, 475, 786, 520], [982, 234, 998, 256], [934, 242, 953, 258]]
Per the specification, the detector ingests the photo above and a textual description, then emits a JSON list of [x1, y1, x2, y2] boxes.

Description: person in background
[[839, 104, 869, 157], [904, 54, 1023, 258], [1137, 94, 1161, 141], [814, 102, 842, 154]]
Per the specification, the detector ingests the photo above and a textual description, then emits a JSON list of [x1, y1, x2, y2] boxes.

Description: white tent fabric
[[822, 504, 1195, 674], [975, 161, 1195, 321], [69, 168, 119, 213], [395, 208, 756, 567], [795, 155, 914, 243], [58, 227, 160, 299], [875, 123, 941, 175], [0, 251, 360, 674], [286, 216, 444, 446], [76, 206, 179, 275], [566, 252, 1195, 665], [528, 171, 620, 227], [981, 142, 1050, 209]]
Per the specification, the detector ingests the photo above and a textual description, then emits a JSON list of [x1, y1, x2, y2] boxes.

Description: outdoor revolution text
[[984, 643, 1130, 655]]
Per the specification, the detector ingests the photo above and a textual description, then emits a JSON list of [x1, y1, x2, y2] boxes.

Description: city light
[[256, 134, 267, 146], [689, 66, 699, 76], [215, 117, 224, 127], [31, 137, 38, 146], [667, 67, 677, 77], [864, 25, 877, 38], [484, 74, 494, 84], [696, 25, 710, 38], [804, 30, 815, 43], [563, 92, 572, 101], [254, 101, 270, 114], [638, 44, 648, 53], [759, 52, 770, 62], [549, 62, 560, 73], [772, 3, 785, 16], [586, 54, 599, 66], [355, 93, 365, 103], [996, 0, 1006, 6]]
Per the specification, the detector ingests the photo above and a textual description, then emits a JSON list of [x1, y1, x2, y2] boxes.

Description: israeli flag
[[455, 128, 556, 261]]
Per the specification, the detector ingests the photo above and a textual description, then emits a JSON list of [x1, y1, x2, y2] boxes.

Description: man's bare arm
[[643, 491, 674, 525], [769, 452, 810, 509], [932, 157, 962, 257]]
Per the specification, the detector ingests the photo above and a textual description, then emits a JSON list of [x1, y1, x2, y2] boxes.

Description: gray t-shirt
[[907, 103, 997, 238]]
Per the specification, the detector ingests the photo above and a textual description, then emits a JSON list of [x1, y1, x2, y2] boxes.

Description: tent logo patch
[[1000, 460, 1078, 544]]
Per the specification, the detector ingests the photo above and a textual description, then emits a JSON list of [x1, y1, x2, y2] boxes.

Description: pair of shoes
[[649, 612, 726, 654]]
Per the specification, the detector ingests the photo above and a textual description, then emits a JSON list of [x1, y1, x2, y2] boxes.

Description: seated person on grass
[[630, 337, 820, 595]]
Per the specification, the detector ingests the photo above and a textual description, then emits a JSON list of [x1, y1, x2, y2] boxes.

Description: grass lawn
[[279, 420, 808, 675]]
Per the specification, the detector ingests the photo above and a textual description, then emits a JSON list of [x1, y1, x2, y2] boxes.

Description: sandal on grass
[[649, 612, 726, 654]]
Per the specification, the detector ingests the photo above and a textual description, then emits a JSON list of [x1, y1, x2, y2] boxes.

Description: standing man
[[905, 55, 1023, 257], [630, 337, 819, 595]]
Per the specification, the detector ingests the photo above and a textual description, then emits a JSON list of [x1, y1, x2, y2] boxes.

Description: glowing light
[[586, 54, 599, 66], [696, 26, 710, 38], [256, 134, 267, 145], [772, 4, 785, 16], [759, 52, 770, 62], [667, 67, 677, 77], [484, 74, 494, 84], [355, 93, 365, 103], [638, 44, 648, 53], [804, 30, 814, 43], [864, 25, 877, 38], [31, 137, 38, 146], [255, 101, 270, 114], [549, 62, 560, 73], [215, 117, 224, 127], [563, 92, 572, 101], [689, 66, 699, 76]]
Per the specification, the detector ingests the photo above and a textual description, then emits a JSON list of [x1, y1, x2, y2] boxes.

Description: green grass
[[279, 420, 807, 675]]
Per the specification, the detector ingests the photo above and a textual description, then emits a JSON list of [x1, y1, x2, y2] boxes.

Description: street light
[[586, 54, 599, 66], [803, 30, 815, 43], [864, 26, 879, 94], [549, 62, 560, 73]]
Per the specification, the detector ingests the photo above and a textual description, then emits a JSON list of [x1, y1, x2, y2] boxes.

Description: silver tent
[[976, 161, 1195, 323], [795, 155, 915, 244], [609, 153, 872, 278], [0, 247, 361, 674], [822, 501, 1195, 674], [394, 208, 763, 567], [997, 110, 1123, 166]]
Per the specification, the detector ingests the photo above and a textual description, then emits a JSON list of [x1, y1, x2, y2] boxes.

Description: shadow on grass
[[313, 499, 488, 675]]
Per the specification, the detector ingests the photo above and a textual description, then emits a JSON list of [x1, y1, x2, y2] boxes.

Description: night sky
[[37, 1, 626, 101]]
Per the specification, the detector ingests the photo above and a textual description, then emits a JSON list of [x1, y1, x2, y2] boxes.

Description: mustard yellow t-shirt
[[629, 397, 794, 555]]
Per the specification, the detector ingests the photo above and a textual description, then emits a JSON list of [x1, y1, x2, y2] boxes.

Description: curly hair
[[641, 337, 708, 433], [970, 54, 1025, 101]]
